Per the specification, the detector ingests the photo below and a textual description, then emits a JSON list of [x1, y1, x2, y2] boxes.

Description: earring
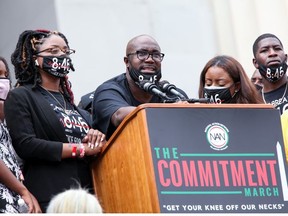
[[35, 59, 39, 66]]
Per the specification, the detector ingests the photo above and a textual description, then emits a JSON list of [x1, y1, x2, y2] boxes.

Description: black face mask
[[204, 86, 235, 104], [38, 55, 75, 78], [258, 62, 287, 83], [128, 65, 162, 84], [254, 83, 263, 92]]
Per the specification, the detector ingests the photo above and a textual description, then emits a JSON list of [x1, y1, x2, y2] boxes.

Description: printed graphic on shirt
[[263, 83, 288, 115], [50, 103, 90, 143]]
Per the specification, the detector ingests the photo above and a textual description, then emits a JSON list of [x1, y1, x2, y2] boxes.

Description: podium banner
[[146, 107, 288, 213]]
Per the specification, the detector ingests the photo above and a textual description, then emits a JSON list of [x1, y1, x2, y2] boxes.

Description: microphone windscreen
[[198, 98, 211, 103], [186, 98, 210, 103], [158, 80, 169, 89]]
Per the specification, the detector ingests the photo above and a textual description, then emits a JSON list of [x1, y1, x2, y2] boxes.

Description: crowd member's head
[[0, 56, 10, 78], [11, 29, 75, 102], [46, 188, 103, 213], [0, 56, 11, 88], [0, 57, 11, 121], [199, 55, 263, 104], [124, 34, 164, 87], [251, 69, 263, 91], [251, 69, 263, 86], [252, 33, 287, 85]]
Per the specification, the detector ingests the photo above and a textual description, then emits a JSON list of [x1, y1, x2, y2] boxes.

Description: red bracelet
[[79, 144, 85, 158], [72, 146, 77, 158]]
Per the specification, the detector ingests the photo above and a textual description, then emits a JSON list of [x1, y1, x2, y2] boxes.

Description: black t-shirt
[[39, 88, 90, 142], [39, 87, 92, 190], [263, 82, 288, 115], [92, 73, 188, 140]]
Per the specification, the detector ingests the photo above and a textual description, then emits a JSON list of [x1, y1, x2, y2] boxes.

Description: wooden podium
[[91, 104, 288, 213]]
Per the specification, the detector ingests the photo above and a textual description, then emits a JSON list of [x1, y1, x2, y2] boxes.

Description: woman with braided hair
[[4, 29, 106, 212]]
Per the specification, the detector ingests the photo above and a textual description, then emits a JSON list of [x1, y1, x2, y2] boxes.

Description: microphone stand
[[137, 80, 210, 104]]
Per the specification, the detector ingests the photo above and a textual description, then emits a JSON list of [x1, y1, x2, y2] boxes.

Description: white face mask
[[0, 78, 10, 101]]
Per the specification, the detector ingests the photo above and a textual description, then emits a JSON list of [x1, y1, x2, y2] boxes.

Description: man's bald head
[[126, 34, 160, 55]]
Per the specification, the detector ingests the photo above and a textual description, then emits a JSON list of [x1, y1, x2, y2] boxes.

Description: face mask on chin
[[0, 78, 10, 101], [203, 85, 236, 104], [128, 65, 162, 85], [258, 62, 287, 83], [37, 55, 75, 78]]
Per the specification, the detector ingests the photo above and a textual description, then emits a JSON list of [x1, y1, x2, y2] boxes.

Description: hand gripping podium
[[91, 104, 288, 213]]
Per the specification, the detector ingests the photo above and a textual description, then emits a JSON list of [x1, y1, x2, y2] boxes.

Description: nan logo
[[205, 122, 229, 151]]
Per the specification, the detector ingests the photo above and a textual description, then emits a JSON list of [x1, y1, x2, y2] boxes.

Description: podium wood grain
[[91, 106, 160, 213]]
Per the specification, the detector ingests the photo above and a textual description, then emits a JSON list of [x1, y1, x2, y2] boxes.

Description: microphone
[[139, 80, 171, 100], [186, 98, 211, 103], [163, 98, 210, 103], [158, 80, 186, 100]]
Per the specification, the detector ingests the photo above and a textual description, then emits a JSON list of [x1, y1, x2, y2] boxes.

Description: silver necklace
[[261, 82, 288, 104], [40, 86, 68, 113]]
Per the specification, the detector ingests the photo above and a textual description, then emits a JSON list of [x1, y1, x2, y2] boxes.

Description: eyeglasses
[[36, 47, 76, 55], [127, 50, 165, 62]]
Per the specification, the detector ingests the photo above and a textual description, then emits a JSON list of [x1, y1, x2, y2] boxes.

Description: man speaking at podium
[[92, 34, 188, 140]]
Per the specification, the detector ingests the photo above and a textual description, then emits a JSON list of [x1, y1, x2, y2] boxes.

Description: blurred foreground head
[[46, 188, 103, 213]]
